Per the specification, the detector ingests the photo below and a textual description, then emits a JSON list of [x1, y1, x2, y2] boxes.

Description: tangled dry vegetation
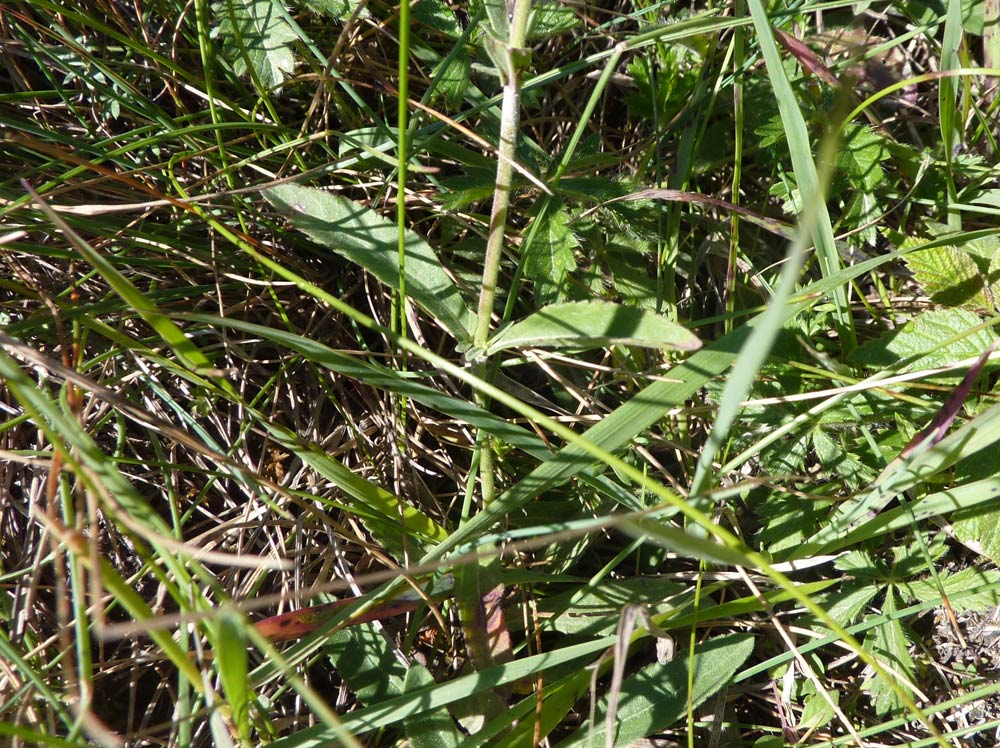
[[2, 2, 1000, 747]]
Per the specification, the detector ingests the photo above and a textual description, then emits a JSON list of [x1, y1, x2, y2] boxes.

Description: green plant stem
[[474, 0, 531, 351]]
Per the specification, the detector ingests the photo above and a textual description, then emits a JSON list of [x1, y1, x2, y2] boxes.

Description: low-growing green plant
[[2, 1, 1000, 748]]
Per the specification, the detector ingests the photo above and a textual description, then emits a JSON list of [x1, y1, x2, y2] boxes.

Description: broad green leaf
[[413, 0, 461, 37], [536, 578, 687, 636], [264, 184, 475, 343], [482, 301, 701, 357], [404, 665, 461, 748], [987, 250, 1000, 308], [482, 0, 510, 38], [799, 689, 837, 731], [528, 2, 581, 39], [555, 634, 754, 748], [820, 583, 881, 628], [328, 624, 407, 704], [523, 202, 579, 304], [904, 246, 989, 308], [850, 307, 995, 372], [213, 0, 296, 90], [214, 612, 251, 741]]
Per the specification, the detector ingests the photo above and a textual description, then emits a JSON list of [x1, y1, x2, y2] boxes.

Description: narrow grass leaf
[[620, 518, 752, 567], [800, 402, 1000, 555], [555, 633, 754, 748], [260, 423, 448, 552], [268, 636, 618, 747], [264, 184, 475, 343], [404, 664, 462, 748], [22, 183, 219, 375], [214, 612, 251, 741], [481, 301, 701, 357], [822, 475, 1000, 552], [176, 313, 551, 460], [745, 2, 852, 346]]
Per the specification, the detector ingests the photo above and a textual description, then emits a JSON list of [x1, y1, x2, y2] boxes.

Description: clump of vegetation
[[2, 1, 1000, 747]]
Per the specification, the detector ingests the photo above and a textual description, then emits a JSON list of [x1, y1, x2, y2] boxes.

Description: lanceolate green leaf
[[264, 184, 475, 343], [482, 301, 701, 357]]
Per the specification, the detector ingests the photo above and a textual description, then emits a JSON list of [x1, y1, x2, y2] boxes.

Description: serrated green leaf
[[483, 301, 701, 356], [849, 307, 995, 372], [412, 0, 461, 37], [523, 203, 579, 304], [432, 50, 472, 110], [904, 245, 989, 308], [264, 184, 475, 343], [987, 251, 1000, 309], [555, 634, 754, 748], [899, 567, 1000, 611], [440, 168, 498, 211], [863, 590, 914, 715], [299, 0, 369, 19], [798, 689, 837, 731], [213, 0, 296, 90], [821, 583, 880, 628], [837, 124, 888, 191], [950, 504, 1000, 566], [528, 1, 580, 39], [754, 112, 787, 149]]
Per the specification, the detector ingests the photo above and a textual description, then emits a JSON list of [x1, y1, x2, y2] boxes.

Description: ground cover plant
[[2, 0, 1000, 746]]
